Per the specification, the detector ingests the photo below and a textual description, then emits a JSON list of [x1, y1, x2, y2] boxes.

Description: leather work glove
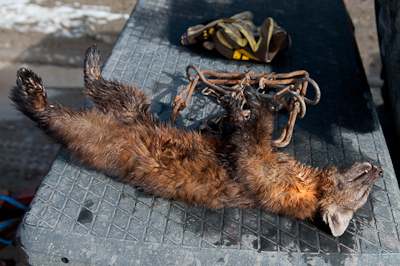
[[181, 11, 291, 63]]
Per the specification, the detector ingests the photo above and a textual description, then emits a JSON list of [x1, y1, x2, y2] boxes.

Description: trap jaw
[[171, 65, 321, 147]]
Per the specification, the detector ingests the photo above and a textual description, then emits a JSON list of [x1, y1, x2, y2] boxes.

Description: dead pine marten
[[10, 45, 382, 237]]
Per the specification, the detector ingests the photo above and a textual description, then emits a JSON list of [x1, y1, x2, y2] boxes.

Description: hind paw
[[15, 68, 48, 109], [17, 68, 45, 95]]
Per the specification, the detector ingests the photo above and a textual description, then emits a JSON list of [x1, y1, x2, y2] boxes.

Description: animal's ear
[[322, 205, 354, 237]]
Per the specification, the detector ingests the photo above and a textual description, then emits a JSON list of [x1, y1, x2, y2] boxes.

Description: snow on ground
[[0, 0, 130, 38]]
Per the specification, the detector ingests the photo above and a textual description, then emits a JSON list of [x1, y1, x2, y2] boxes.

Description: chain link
[[171, 65, 321, 147]]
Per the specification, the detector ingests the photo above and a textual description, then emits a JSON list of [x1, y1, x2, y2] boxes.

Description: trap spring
[[171, 65, 321, 147]]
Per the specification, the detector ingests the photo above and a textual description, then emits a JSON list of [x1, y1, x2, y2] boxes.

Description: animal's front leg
[[219, 92, 246, 139], [242, 85, 274, 146], [219, 85, 274, 148]]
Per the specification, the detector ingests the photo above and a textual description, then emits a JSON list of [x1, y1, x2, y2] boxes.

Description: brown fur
[[10, 45, 383, 236]]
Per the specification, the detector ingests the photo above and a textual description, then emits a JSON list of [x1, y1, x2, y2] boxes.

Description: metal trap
[[171, 65, 321, 147]]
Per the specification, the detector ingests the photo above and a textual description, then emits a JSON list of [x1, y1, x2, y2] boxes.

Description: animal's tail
[[84, 44, 102, 82], [83, 45, 152, 122]]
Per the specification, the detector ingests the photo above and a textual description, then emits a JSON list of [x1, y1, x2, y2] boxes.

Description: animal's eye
[[360, 189, 369, 200]]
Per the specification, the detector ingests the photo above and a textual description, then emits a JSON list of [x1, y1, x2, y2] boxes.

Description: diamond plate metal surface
[[16, 0, 400, 265]]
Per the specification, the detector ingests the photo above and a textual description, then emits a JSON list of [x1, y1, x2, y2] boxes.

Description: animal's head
[[319, 162, 383, 236]]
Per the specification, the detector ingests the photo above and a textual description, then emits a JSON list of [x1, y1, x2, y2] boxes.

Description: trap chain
[[171, 65, 321, 147]]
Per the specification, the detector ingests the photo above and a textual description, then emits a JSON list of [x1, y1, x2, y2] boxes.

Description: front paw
[[219, 93, 241, 111], [243, 85, 261, 108]]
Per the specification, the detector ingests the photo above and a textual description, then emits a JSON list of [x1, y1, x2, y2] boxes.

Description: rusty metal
[[171, 65, 321, 147]]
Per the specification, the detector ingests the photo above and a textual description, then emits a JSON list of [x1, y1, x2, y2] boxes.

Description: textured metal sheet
[[16, 0, 400, 265]]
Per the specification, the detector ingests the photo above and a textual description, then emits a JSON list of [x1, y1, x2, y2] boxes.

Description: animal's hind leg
[[11, 68, 50, 127], [83, 45, 151, 121], [11, 67, 137, 177], [11, 67, 90, 136]]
